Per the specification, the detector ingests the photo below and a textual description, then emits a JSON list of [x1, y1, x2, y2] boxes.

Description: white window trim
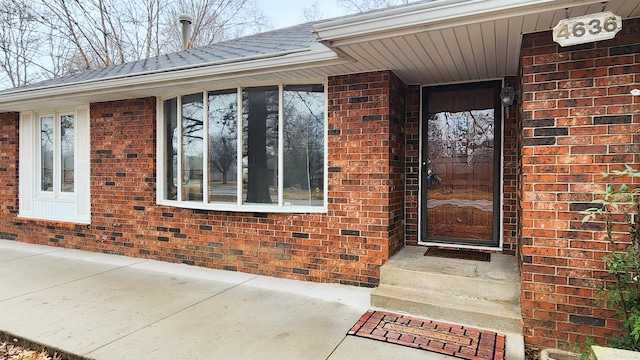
[[37, 111, 77, 198], [156, 81, 329, 213], [19, 106, 91, 224]]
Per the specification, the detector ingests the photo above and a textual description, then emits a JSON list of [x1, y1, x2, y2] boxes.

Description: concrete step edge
[[371, 285, 523, 334], [380, 264, 521, 284], [380, 267, 521, 302]]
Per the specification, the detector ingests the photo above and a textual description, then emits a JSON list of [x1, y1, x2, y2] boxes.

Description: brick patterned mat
[[348, 310, 505, 360]]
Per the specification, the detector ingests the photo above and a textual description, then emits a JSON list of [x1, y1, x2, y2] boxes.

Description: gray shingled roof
[[1, 22, 321, 94]]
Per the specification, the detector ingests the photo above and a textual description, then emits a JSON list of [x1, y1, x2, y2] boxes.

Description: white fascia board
[[0, 45, 343, 111], [314, 0, 608, 45]]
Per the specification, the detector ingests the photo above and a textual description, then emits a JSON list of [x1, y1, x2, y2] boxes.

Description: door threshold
[[418, 242, 503, 252]]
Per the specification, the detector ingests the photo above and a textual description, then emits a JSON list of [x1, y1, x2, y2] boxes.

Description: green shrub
[[581, 165, 640, 351]]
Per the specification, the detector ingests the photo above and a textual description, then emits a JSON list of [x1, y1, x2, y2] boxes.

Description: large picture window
[[159, 83, 326, 212]]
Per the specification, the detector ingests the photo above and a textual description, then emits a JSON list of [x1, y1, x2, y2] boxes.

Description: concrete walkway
[[0, 240, 457, 360]]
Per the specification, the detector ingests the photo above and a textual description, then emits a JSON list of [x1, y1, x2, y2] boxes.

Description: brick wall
[[327, 70, 408, 266], [503, 76, 520, 255], [520, 17, 640, 347], [405, 86, 420, 245], [0, 70, 407, 287], [0, 112, 19, 240], [388, 72, 407, 255]]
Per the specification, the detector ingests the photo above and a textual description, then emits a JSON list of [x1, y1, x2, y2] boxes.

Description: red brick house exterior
[[1, 0, 639, 351], [519, 19, 640, 346]]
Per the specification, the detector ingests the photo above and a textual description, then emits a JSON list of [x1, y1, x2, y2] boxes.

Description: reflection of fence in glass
[[425, 108, 495, 241]]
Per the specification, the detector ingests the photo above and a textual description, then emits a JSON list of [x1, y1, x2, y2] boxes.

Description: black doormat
[[348, 310, 505, 359], [424, 248, 490, 262]]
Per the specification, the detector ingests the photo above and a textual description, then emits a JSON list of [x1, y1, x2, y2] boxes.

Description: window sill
[[17, 215, 91, 228], [157, 199, 327, 214]]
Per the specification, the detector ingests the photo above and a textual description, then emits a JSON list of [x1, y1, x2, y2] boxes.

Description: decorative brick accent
[[519, 17, 640, 348]]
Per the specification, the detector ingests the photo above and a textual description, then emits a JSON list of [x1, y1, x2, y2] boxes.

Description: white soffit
[[314, 0, 640, 85]]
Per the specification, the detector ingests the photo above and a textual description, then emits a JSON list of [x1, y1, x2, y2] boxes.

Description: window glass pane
[[208, 90, 238, 203], [242, 86, 278, 205], [181, 93, 204, 202], [164, 98, 178, 200], [283, 85, 324, 206], [60, 115, 74, 193], [40, 116, 54, 192]]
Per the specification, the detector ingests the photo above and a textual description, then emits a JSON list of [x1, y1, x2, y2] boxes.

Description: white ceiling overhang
[[1, 0, 638, 112], [314, 0, 640, 85]]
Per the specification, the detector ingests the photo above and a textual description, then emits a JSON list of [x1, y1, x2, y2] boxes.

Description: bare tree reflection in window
[[208, 89, 237, 203], [40, 116, 54, 191], [243, 86, 278, 204], [181, 93, 204, 201], [164, 98, 178, 200], [60, 115, 74, 192], [283, 85, 324, 206]]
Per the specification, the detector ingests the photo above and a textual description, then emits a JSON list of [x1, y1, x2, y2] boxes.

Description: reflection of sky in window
[[61, 115, 74, 156], [208, 91, 236, 139], [182, 94, 204, 156], [41, 116, 54, 152], [431, 109, 494, 158]]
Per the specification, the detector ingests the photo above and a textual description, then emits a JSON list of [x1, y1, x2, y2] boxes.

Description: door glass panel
[[425, 87, 495, 243]]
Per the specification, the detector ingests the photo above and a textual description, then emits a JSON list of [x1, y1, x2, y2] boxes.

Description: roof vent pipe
[[179, 14, 193, 50]]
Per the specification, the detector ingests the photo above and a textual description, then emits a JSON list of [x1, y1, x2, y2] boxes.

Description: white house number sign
[[553, 11, 622, 47]]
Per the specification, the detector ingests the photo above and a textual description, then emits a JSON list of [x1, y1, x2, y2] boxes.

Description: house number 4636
[[553, 11, 622, 47]]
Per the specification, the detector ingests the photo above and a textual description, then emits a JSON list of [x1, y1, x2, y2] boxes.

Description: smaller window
[[20, 107, 89, 224], [39, 113, 75, 194]]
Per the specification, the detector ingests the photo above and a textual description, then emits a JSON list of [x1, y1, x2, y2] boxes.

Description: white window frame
[[37, 111, 76, 197], [156, 81, 328, 213], [19, 106, 91, 224]]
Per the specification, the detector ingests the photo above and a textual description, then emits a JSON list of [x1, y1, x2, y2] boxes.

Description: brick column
[[327, 70, 407, 267], [520, 18, 640, 347], [0, 112, 19, 240]]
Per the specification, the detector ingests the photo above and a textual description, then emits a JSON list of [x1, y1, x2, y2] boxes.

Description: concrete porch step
[[380, 247, 520, 303], [371, 284, 522, 334], [371, 246, 524, 359]]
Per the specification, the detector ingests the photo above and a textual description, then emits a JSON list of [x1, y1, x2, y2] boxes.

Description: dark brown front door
[[420, 81, 502, 247]]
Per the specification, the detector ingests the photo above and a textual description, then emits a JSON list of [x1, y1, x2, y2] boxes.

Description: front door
[[420, 81, 502, 248]]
